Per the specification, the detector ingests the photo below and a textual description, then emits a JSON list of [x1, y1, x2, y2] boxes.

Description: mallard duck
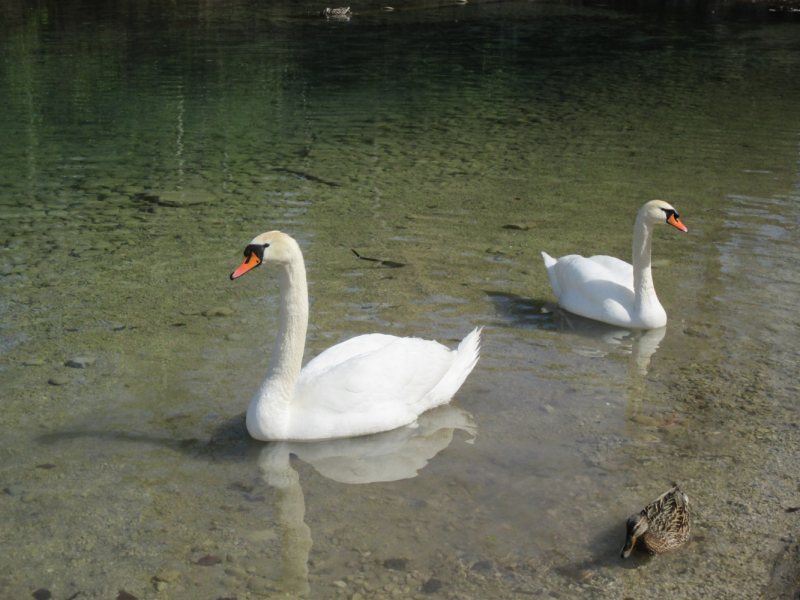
[[620, 485, 690, 557]]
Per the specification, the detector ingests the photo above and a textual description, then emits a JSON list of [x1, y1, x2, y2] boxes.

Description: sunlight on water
[[1, 1, 799, 598]]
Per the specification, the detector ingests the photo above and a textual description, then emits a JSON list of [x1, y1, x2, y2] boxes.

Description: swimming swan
[[541, 200, 688, 329], [230, 231, 482, 441]]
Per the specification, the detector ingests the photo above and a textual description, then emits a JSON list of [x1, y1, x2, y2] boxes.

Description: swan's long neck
[[249, 253, 308, 436], [268, 258, 309, 394], [632, 214, 658, 315]]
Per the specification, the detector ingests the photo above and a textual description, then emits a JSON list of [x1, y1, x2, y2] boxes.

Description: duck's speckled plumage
[[621, 485, 691, 558]]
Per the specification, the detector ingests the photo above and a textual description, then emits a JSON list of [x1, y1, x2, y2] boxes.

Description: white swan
[[541, 200, 688, 329], [230, 231, 482, 442]]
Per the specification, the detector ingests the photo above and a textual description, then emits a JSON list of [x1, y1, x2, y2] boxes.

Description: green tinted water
[[1, 1, 799, 599]]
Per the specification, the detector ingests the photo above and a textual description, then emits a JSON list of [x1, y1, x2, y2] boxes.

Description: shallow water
[[1, 1, 800, 598]]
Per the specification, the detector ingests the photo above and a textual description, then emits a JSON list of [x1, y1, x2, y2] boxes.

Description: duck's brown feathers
[[622, 485, 691, 557]]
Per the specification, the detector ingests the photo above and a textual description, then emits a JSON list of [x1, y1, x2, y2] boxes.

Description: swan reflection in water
[[550, 307, 666, 376], [258, 405, 477, 594]]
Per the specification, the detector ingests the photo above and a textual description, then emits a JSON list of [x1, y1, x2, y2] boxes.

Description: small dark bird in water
[[621, 485, 690, 558], [323, 6, 351, 17]]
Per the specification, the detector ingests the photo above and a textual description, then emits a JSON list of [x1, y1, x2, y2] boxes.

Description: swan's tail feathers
[[541, 251, 561, 299], [424, 327, 482, 409]]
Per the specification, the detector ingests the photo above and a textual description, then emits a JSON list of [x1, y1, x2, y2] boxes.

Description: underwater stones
[[119, 185, 143, 195], [247, 577, 269, 593], [153, 569, 182, 584], [204, 307, 234, 318], [139, 190, 216, 208], [224, 566, 248, 579], [422, 578, 443, 594], [23, 358, 45, 366], [38, 272, 59, 286], [65, 356, 96, 369], [194, 555, 222, 566], [48, 374, 70, 386], [630, 415, 659, 426], [502, 222, 536, 231], [383, 558, 409, 571]]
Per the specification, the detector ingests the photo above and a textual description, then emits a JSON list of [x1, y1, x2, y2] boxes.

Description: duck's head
[[640, 200, 688, 232], [230, 231, 300, 279], [620, 512, 649, 558]]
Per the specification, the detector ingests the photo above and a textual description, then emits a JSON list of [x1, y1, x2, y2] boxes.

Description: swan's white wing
[[290, 336, 456, 439], [299, 333, 399, 383], [551, 255, 636, 325], [587, 255, 633, 287]]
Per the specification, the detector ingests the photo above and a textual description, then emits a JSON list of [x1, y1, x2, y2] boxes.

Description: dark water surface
[[1, 1, 799, 599]]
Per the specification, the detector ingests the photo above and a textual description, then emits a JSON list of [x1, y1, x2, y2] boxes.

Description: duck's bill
[[230, 254, 261, 280], [620, 536, 636, 558], [668, 214, 688, 232]]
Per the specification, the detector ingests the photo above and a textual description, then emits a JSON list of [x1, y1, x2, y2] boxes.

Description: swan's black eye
[[661, 207, 679, 219], [244, 243, 266, 261]]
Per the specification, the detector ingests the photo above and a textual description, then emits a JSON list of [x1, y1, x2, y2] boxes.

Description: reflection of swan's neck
[[275, 476, 312, 595], [632, 215, 659, 317], [249, 257, 308, 437], [630, 326, 667, 376], [261, 446, 312, 595]]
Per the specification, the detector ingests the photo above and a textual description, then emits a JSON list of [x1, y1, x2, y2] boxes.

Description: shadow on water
[[35, 406, 477, 594], [486, 290, 666, 374], [35, 412, 261, 463], [484, 290, 557, 330], [40, 405, 476, 596], [550, 520, 655, 589]]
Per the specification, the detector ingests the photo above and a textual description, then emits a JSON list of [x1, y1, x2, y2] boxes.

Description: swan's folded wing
[[555, 255, 634, 297], [292, 337, 455, 436], [553, 255, 636, 324], [299, 333, 399, 382], [586, 255, 634, 287]]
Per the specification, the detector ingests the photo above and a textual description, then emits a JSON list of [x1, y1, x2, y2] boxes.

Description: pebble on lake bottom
[[194, 554, 222, 566], [422, 578, 443, 593], [48, 374, 70, 386], [65, 356, 96, 368], [153, 569, 182, 583], [204, 307, 234, 317]]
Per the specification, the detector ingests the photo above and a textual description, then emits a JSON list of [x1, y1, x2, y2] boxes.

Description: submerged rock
[[139, 190, 217, 208], [65, 356, 96, 369], [48, 374, 70, 385], [204, 307, 234, 317]]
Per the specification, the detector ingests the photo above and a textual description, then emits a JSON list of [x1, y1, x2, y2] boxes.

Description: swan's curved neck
[[269, 258, 309, 390], [250, 253, 308, 435], [632, 214, 658, 314]]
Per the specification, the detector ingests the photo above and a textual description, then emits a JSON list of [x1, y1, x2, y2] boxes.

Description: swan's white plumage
[[542, 200, 687, 330], [232, 231, 481, 442]]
